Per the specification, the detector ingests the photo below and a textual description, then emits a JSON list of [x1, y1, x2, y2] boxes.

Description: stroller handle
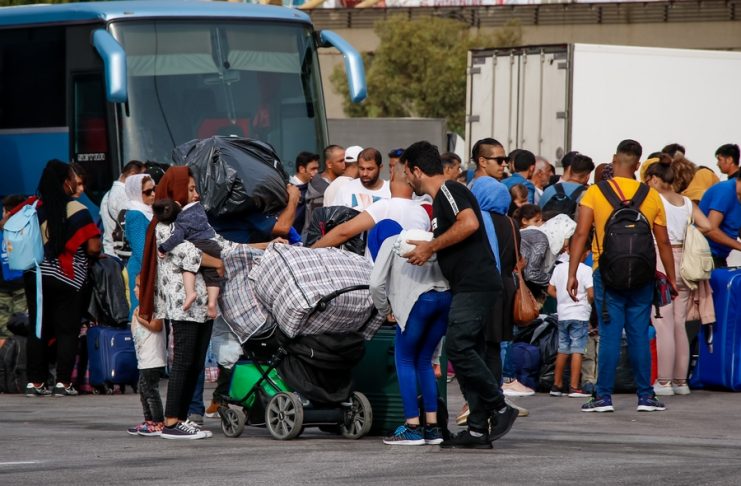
[[313, 285, 370, 312]]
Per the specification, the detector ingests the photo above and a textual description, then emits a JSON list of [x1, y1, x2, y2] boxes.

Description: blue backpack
[[2, 201, 44, 338]]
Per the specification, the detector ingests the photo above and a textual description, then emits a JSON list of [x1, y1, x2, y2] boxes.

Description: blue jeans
[[188, 368, 205, 417], [395, 290, 451, 420], [593, 269, 653, 399]]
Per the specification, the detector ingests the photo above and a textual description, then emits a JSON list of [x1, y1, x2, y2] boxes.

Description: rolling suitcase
[[696, 268, 741, 390], [87, 326, 139, 387]]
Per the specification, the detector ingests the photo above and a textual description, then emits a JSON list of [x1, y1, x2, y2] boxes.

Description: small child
[[128, 276, 166, 437], [508, 184, 529, 214], [547, 243, 593, 398], [153, 198, 222, 318]]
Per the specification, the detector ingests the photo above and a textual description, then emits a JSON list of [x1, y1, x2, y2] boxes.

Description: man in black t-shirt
[[402, 141, 517, 449]]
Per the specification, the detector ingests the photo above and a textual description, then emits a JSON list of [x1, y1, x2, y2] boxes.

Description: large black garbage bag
[[172, 136, 289, 216], [304, 206, 366, 256]]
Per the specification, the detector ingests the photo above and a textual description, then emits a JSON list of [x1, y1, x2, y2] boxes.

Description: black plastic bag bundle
[[304, 206, 366, 256], [172, 136, 289, 216]]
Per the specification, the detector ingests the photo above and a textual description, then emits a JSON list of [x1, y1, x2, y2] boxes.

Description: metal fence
[[309, 0, 740, 29]]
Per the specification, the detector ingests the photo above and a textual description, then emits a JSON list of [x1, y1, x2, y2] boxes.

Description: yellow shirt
[[580, 177, 667, 269]]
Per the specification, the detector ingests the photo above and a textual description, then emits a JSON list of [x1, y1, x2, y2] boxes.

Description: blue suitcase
[[87, 326, 139, 386], [696, 268, 741, 391]]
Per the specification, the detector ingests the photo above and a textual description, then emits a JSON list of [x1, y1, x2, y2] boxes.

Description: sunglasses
[[142, 188, 156, 196], [482, 156, 509, 165]]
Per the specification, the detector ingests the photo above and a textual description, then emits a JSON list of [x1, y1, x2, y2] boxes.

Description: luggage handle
[[313, 285, 370, 312]]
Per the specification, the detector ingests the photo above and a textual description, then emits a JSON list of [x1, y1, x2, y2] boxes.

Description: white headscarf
[[537, 214, 577, 256], [125, 174, 154, 221]]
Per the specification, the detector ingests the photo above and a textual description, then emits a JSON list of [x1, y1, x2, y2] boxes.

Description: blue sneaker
[[382, 424, 425, 446], [581, 395, 614, 413], [637, 394, 666, 412]]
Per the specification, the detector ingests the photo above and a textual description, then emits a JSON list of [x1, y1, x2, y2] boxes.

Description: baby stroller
[[218, 286, 374, 441]]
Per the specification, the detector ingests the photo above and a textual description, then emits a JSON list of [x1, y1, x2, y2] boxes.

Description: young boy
[[152, 199, 222, 319], [547, 244, 593, 398]]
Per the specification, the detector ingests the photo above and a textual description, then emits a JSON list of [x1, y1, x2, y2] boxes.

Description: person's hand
[[433, 363, 442, 380], [157, 250, 166, 259], [287, 184, 301, 204], [216, 262, 225, 278], [669, 279, 679, 298], [386, 313, 396, 323], [567, 275, 579, 302], [271, 237, 288, 245], [403, 240, 434, 266]]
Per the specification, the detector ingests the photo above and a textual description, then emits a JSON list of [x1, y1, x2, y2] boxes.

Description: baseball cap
[[345, 145, 363, 163], [388, 148, 404, 158]]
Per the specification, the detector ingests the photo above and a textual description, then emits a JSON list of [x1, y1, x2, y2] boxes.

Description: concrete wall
[[319, 20, 741, 120]]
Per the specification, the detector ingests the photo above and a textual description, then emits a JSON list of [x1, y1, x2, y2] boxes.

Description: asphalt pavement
[[2, 383, 740, 485]]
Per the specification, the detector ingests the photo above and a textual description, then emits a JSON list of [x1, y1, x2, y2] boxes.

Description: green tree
[[331, 16, 521, 135]]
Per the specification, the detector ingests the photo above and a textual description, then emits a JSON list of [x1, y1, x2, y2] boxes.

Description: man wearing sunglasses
[[469, 138, 508, 186]]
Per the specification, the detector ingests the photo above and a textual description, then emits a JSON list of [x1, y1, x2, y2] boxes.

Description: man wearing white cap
[[331, 147, 391, 210], [324, 145, 363, 208]]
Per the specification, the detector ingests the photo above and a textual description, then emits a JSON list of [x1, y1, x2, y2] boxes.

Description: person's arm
[[704, 209, 741, 252], [271, 185, 301, 237], [405, 208, 479, 266], [158, 223, 186, 254], [587, 287, 594, 304], [134, 308, 163, 333], [311, 212, 375, 249], [546, 284, 557, 299], [653, 223, 677, 292], [567, 206, 593, 301], [369, 240, 394, 318]]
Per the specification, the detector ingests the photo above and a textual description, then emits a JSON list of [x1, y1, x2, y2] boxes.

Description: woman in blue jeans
[[370, 223, 451, 446]]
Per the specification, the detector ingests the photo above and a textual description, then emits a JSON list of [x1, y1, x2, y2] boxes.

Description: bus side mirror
[[318, 30, 366, 104], [92, 29, 128, 103]]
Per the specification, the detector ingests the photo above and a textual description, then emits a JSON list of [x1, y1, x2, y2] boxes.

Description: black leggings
[[139, 367, 165, 422], [165, 320, 213, 420], [24, 273, 83, 385]]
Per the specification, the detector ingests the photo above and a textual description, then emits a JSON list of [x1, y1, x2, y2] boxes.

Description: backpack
[[111, 209, 132, 259], [0, 336, 27, 393], [596, 180, 656, 291], [680, 212, 714, 288], [541, 183, 586, 220], [2, 201, 44, 338]]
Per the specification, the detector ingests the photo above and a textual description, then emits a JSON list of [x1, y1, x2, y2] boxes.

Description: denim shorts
[[557, 320, 589, 354]]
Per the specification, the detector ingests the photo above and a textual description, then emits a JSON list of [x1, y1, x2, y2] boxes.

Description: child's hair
[[509, 183, 528, 202], [512, 204, 541, 228], [2, 194, 26, 213], [152, 198, 181, 224]]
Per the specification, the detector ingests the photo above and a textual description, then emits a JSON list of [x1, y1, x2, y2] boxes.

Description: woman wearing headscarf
[[23, 159, 101, 397], [124, 174, 155, 313], [139, 167, 224, 440]]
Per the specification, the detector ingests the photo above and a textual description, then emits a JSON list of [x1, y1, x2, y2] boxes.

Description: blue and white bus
[[0, 0, 365, 207]]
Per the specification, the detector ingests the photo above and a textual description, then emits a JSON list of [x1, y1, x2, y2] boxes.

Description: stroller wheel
[[340, 391, 373, 440], [266, 392, 304, 440], [221, 407, 246, 438]]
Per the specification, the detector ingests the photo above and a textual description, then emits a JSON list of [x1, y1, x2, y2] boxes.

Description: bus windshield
[[110, 20, 327, 171]]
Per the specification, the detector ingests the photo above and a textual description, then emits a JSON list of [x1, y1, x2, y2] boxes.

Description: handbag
[[680, 207, 713, 289], [508, 217, 540, 326]]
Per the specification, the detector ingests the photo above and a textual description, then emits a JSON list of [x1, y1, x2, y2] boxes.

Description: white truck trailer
[[464, 43, 741, 170]]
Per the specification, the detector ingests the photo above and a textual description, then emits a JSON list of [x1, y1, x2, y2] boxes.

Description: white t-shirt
[[364, 197, 430, 259], [323, 176, 354, 207], [131, 313, 167, 370], [660, 194, 692, 245], [100, 181, 127, 256], [331, 178, 391, 211], [549, 256, 593, 322]]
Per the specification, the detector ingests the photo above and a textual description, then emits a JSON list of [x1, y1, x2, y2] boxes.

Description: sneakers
[[184, 419, 213, 438], [382, 424, 425, 446], [424, 425, 444, 445], [138, 421, 165, 437], [205, 401, 223, 418], [581, 396, 615, 413], [127, 422, 148, 436], [25, 383, 51, 397], [52, 383, 79, 397], [161, 421, 208, 440], [440, 429, 492, 450], [505, 398, 529, 417], [637, 394, 666, 412], [455, 403, 470, 426], [489, 405, 518, 441], [502, 379, 536, 397], [549, 384, 565, 397], [568, 387, 591, 398], [653, 381, 675, 396], [672, 383, 691, 395]]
